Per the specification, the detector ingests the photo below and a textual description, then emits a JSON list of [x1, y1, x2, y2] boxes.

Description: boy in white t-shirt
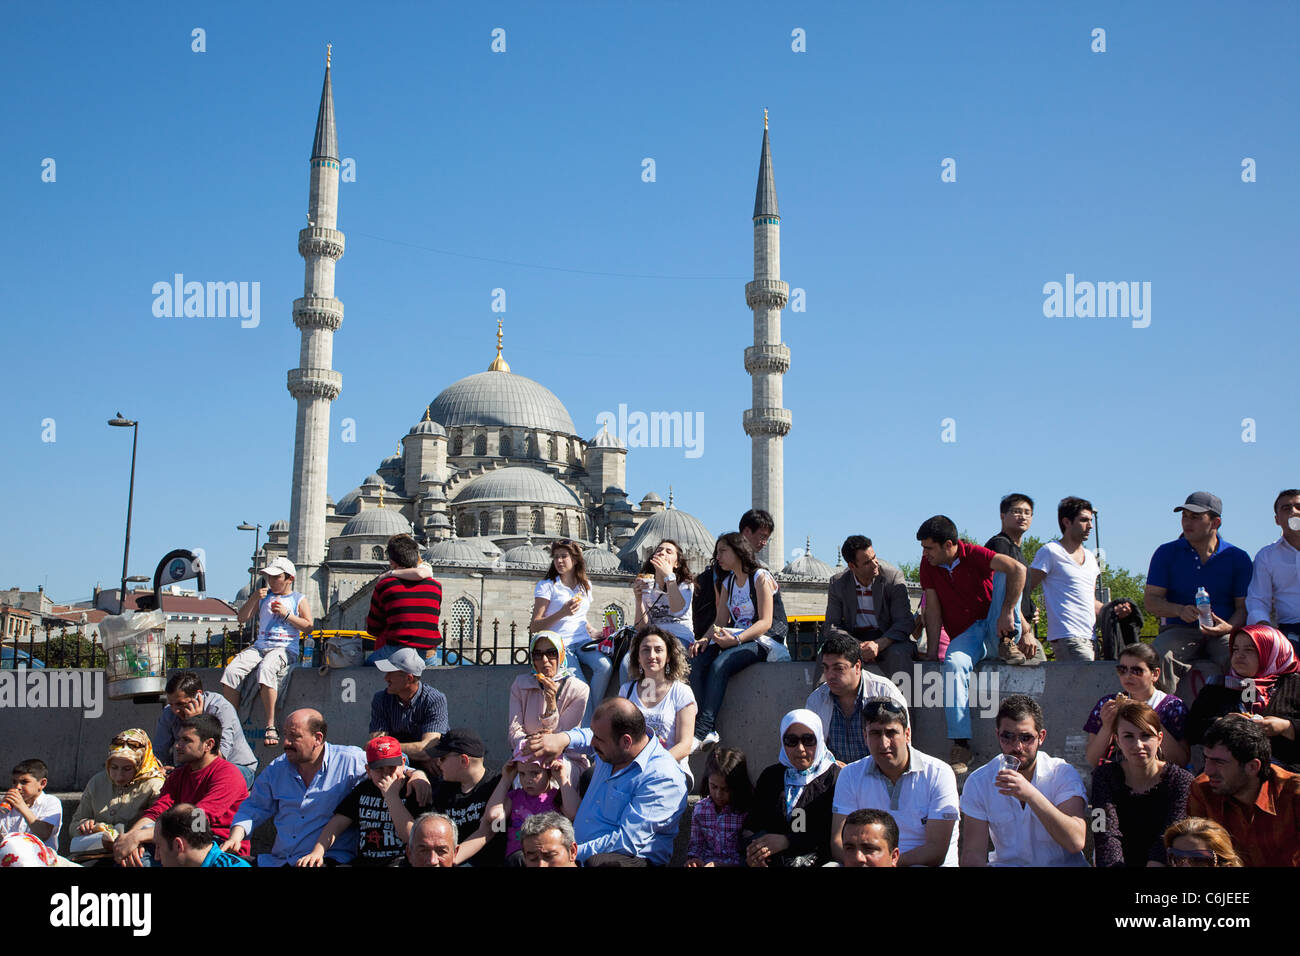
[[1029, 496, 1134, 662], [1, 758, 63, 849]]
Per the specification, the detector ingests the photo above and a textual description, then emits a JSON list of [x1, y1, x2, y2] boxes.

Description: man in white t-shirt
[[1029, 497, 1132, 662], [831, 697, 959, 866], [959, 694, 1088, 866], [1, 758, 62, 849]]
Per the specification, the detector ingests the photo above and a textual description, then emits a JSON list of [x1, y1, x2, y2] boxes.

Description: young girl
[[456, 749, 580, 866], [1083, 643, 1190, 766], [685, 748, 752, 867], [532, 540, 600, 723], [632, 539, 696, 649]]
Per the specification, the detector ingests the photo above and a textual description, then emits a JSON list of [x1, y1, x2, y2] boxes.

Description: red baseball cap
[[366, 736, 404, 767]]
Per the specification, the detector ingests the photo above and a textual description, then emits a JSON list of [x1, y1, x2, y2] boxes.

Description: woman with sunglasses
[[1090, 701, 1193, 867], [1162, 817, 1243, 867], [741, 709, 839, 867], [69, 729, 166, 864], [1186, 624, 1300, 772], [508, 631, 591, 779], [532, 540, 603, 724], [1083, 643, 1189, 767]]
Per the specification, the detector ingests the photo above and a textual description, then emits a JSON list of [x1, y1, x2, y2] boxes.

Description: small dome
[[618, 508, 715, 573], [452, 467, 582, 508], [234, 585, 251, 603], [269, 519, 289, 533], [427, 514, 452, 527], [589, 424, 625, 449], [640, 492, 663, 504], [779, 553, 835, 583], [325, 495, 335, 505], [361, 473, 385, 487], [335, 488, 362, 515], [501, 541, 553, 570], [409, 418, 446, 437], [479, 538, 503, 556], [340, 508, 413, 538], [583, 546, 622, 574], [425, 537, 493, 568]]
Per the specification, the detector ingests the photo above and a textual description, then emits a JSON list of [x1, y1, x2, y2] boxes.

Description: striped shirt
[[855, 582, 878, 630], [366, 575, 443, 650], [369, 683, 449, 742]]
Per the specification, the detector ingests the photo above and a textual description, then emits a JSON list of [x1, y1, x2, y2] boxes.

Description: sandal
[[263, 727, 280, 747]]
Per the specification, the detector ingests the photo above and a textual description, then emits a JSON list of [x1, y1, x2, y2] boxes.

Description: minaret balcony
[[742, 407, 792, 437], [298, 226, 346, 260], [293, 296, 344, 332], [287, 367, 342, 401], [744, 344, 791, 375], [745, 278, 789, 310]]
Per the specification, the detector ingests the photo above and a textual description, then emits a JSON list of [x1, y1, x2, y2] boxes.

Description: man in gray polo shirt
[[155, 671, 257, 786]]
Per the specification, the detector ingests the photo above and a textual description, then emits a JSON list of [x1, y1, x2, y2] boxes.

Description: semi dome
[[618, 507, 715, 573], [339, 508, 413, 538], [583, 545, 623, 574], [428, 370, 576, 435], [268, 520, 289, 533], [425, 537, 493, 568], [452, 467, 582, 508], [501, 540, 553, 570], [335, 488, 362, 515], [409, 417, 446, 437]]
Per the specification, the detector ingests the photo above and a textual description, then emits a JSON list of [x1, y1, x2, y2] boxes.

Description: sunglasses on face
[[1115, 665, 1149, 676], [112, 737, 147, 750], [998, 732, 1038, 745], [531, 649, 559, 660], [1167, 848, 1217, 866], [863, 699, 906, 723], [783, 733, 818, 749]]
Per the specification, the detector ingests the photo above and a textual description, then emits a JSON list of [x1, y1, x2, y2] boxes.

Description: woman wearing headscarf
[[69, 728, 167, 863], [508, 630, 591, 776], [1186, 624, 1300, 771], [741, 709, 840, 867]]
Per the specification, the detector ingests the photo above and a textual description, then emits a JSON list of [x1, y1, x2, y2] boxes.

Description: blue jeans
[[942, 572, 1020, 740], [690, 640, 777, 738], [573, 642, 614, 725]]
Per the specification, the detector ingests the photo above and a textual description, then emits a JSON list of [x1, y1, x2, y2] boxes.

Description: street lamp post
[[107, 414, 139, 614], [237, 522, 263, 593]]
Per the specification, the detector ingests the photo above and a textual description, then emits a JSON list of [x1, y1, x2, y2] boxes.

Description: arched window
[[602, 603, 625, 630], [503, 510, 517, 534], [571, 514, 582, 539], [447, 597, 476, 644], [343, 546, 353, 560], [371, 546, 384, 561], [474, 434, 487, 456], [478, 511, 490, 536], [531, 510, 543, 533], [451, 434, 463, 456], [527, 434, 538, 458], [459, 513, 475, 537], [547, 437, 556, 459], [500, 433, 512, 457], [559, 513, 569, 537]]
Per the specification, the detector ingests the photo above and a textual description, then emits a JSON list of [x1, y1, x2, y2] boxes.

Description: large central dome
[[427, 370, 576, 435]]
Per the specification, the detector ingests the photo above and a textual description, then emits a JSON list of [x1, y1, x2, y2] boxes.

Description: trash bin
[[99, 610, 167, 699]]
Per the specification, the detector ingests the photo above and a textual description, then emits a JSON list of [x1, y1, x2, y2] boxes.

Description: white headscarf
[[778, 708, 836, 818]]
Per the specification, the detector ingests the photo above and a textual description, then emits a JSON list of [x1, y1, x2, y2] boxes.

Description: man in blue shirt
[[154, 803, 250, 868], [1144, 492, 1252, 695], [222, 708, 432, 866], [526, 698, 687, 866], [372, 648, 449, 773]]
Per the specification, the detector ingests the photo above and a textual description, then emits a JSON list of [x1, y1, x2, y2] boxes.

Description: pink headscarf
[[1226, 624, 1300, 712]]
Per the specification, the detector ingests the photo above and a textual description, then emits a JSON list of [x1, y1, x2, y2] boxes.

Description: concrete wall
[[5, 661, 1119, 793]]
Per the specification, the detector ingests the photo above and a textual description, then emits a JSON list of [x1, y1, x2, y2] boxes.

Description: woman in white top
[[531, 540, 603, 724], [632, 539, 696, 648], [618, 626, 698, 785], [689, 532, 790, 749]]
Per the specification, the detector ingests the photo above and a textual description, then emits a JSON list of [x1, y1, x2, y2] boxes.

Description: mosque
[[254, 51, 835, 652]]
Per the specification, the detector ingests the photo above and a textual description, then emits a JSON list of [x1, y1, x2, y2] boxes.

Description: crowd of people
[[3, 488, 1299, 868]]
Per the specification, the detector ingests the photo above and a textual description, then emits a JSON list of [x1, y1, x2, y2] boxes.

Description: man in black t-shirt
[[297, 736, 428, 868], [985, 493, 1042, 663], [420, 729, 504, 866]]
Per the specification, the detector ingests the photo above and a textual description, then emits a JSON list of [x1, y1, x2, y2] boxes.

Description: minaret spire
[[743, 112, 791, 568], [288, 50, 347, 612]]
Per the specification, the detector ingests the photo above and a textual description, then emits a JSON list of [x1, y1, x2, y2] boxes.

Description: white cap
[[262, 557, 296, 579]]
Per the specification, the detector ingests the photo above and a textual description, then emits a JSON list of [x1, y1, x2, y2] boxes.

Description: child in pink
[[455, 744, 580, 866]]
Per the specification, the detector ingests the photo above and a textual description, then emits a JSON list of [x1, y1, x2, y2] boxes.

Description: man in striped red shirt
[[367, 534, 444, 663]]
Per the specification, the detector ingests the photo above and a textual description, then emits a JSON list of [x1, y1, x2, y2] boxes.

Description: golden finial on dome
[[377, 485, 384, 509], [487, 318, 511, 372]]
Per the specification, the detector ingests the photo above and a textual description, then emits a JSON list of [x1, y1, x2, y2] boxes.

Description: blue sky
[[2, 1, 1297, 603]]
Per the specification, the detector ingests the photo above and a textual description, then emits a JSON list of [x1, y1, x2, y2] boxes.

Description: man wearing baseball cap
[[221, 556, 313, 747], [297, 735, 430, 868], [1144, 492, 1252, 694], [371, 647, 449, 773], [399, 729, 504, 866]]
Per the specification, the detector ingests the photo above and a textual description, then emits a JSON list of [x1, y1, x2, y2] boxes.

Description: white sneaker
[[692, 731, 720, 754]]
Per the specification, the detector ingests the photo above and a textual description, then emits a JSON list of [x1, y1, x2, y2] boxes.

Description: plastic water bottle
[[1195, 587, 1213, 628], [300, 637, 315, 668]]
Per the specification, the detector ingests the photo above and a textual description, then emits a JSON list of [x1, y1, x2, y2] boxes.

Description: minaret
[[287, 45, 345, 610], [743, 109, 791, 567]]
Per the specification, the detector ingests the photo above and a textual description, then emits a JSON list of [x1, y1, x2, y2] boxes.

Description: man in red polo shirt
[[1189, 715, 1300, 867], [367, 533, 444, 664], [113, 713, 250, 865], [917, 515, 1028, 774]]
